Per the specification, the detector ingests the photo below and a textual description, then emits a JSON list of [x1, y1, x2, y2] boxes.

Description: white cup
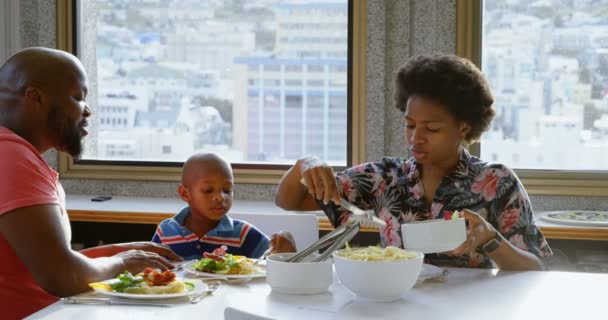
[[401, 218, 466, 254]]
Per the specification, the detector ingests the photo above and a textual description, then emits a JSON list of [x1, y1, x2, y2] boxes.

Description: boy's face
[[180, 169, 233, 221]]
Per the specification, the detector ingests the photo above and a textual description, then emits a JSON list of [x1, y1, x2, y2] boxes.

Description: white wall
[[0, 0, 21, 63]]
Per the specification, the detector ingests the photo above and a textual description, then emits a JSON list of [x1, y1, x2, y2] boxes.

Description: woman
[[275, 54, 551, 270]]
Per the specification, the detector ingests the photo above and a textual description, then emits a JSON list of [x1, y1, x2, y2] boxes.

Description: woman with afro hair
[[276, 54, 552, 270]]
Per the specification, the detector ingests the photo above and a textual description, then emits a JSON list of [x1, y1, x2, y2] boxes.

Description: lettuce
[[109, 271, 143, 292], [195, 254, 240, 273]]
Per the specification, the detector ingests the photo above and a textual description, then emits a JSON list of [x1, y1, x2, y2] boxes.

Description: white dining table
[[26, 267, 607, 320]]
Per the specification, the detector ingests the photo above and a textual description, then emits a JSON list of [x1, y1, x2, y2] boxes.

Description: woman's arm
[[452, 210, 543, 271], [453, 166, 551, 271], [275, 156, 340, 211], [482, 233, 543, 271]]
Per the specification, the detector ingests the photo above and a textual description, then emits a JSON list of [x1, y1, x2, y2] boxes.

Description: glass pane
[[481, 0, 608, 170], [77, 0, 348, 166]]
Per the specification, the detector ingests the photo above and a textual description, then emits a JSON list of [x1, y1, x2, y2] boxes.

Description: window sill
[[65, 195, 608, 241]]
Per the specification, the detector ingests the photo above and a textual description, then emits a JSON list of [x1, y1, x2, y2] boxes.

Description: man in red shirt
[[0, 47, 181, 319]]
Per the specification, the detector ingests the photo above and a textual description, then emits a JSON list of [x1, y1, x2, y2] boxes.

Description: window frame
[[456, 0, 608, 196], [56, 0, 367, 184]]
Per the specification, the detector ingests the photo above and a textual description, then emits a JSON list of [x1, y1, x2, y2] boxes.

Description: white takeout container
[[333, 248, 423, 302], [401, 218, 466, 254], [266, 252, 333, 295]]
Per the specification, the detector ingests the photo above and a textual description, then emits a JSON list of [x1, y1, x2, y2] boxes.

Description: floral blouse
[[320, 149, 552, 268]]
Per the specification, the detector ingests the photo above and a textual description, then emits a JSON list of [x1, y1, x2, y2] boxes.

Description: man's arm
[[0, 204, 173, 297], [80, 242, 182, 261]]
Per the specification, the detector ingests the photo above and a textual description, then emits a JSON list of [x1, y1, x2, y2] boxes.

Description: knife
[[63, 297, 174, 307]]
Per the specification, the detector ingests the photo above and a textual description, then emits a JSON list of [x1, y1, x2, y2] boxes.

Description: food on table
[[548, 211, 608, 222], [444, 210, 464, 220], [336, 245, 418, 262], [193, 245, 256, 275], [89, 269, 190, 294]]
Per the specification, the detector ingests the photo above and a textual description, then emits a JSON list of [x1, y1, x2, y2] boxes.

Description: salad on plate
[[89, 268, 198, 296]]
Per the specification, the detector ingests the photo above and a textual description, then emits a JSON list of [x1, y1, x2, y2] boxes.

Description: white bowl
[[333, 249, 424, 302], [401, 218, 466, 254], [266, 252, 333, 295]]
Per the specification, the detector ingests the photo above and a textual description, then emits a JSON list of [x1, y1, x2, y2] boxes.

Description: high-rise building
[[233, 2, 348, 163]]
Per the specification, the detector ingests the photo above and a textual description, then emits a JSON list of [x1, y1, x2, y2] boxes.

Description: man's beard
[[48, 107, 84, 159]]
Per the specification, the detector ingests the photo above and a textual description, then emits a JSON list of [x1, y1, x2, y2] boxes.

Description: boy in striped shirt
[[152, 153, 295, 260]]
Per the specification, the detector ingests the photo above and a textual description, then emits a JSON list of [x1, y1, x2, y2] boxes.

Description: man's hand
[[114, 249, 175, 274], [113, 242, 183, 261], [269, 231, 296, 254], [80, 241, 183, 261]]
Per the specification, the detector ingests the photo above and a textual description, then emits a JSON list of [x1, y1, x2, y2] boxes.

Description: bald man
[[0, 48, 180, 319]]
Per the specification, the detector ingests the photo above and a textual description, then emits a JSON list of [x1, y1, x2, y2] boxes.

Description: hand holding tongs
[[285, 220, 361, 263]]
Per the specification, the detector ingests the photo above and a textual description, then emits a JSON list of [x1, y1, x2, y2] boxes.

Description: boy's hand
[[270, 231, 296, 254]]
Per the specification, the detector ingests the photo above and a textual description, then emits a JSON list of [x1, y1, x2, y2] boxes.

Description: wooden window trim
[[56, 0, 367, 184], [456, 0, 608, 196]]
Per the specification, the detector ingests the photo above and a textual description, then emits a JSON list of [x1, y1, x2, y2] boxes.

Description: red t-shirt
[[0, 126, 62, 319]]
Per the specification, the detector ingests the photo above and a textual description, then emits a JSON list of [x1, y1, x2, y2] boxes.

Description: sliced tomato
[[203, 252, 225, 262], [141, 269, 176, 286], [211, 245, 228, 256]]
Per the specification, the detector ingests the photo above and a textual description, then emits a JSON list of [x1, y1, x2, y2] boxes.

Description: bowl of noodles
[[333, 246, 423, 301]]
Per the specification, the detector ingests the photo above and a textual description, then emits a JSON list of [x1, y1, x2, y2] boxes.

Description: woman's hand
[[446, 209, 544, 270], [450, 209, 498, 256], [114, 249, 175, 274], [298, 156, 341, 205], [269, 231, 296, 254]]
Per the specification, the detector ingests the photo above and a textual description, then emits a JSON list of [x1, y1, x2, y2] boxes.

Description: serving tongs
[[298, 178, 385, 227], [340, 199, 386, 227], [285, 220, 361, 263]]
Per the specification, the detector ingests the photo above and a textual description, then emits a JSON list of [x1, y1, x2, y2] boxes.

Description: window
[[58, 0, 367, 183], [480, 0, 608, 171], [457, 0, 608, 195]]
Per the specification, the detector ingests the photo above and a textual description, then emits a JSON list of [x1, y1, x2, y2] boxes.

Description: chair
[[227, 213, 319, 250], [224, 307, 276, 320]]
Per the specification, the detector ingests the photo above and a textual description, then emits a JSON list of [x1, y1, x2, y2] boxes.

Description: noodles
[[337, 246, 418, 261]]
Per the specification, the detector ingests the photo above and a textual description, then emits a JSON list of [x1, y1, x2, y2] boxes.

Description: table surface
[[27, 266, 607, 320]]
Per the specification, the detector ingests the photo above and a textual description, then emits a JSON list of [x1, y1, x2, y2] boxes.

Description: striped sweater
[[151, 207, 270, 260]]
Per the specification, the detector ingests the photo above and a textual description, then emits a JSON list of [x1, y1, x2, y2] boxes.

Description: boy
[[152, 153, 295, 260]]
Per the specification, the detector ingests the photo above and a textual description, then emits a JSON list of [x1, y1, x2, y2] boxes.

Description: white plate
[[182, 260, 266, 279], [92, 278, 207, 300], [540, 211, 608, 227], [417, 264, 445, 282]]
